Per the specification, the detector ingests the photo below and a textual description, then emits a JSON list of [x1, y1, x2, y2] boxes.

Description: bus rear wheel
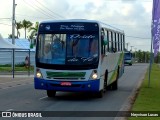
[[112, 80, 118, 90], [47, 90, 56, 97]]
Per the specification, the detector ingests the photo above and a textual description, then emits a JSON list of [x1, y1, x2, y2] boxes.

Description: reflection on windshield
[[67, 34, 98, 57], [66, 34, 98, 64], [37, 33, 98, 65], [125, 53, 132, 59]]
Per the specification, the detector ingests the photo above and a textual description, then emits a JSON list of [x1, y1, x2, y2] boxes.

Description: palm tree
[[8, 34, 17, 39], [8, 34, 12, 39], [22, 19, 33, 39], [15, 21, 23, 39], [28, 22, 39, 39]]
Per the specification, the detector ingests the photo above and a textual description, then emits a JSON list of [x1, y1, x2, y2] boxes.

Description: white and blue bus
[[124, 51, 133, 65], [34, 19, 125, 98]]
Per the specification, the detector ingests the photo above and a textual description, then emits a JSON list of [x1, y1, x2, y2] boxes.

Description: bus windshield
[[37, 33, 99, 66], [124, 52, 132, 60]]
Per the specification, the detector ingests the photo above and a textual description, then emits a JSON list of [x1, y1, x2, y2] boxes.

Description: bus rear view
[[124, 52, 132, 65]]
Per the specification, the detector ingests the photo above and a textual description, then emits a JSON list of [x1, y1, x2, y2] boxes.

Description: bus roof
[[40, 19, 124, 34]]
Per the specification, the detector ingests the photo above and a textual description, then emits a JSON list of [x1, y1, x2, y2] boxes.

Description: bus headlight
[[36, 68, 43, 78], [92, 73, 98, 79], [36, 72, 42, 78], [90, 70, 98, 80]]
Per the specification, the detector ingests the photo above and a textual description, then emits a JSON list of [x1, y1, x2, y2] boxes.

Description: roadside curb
[[114, 66, 148, 120]]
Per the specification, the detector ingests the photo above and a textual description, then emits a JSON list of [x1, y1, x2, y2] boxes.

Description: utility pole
[[126, 42, 129, 51], [130, 46, 134, 51], [12, 0, 16, 78], [12, 0, 15, 44]]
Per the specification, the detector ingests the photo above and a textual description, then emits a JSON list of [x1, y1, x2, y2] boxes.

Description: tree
[[15, 21, 23, 39], [8, 34, 17, 39], [8, 34, 12, 39], [137, 50, 143, 62], [22, 19, 33, 39], [28, 22, 39, 39]]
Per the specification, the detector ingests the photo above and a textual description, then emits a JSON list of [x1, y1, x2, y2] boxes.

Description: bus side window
[[117, 33, 120, 51], [107, 30, 109, 52], [101, 28, 105, 54], [108, 31, 112, 52]]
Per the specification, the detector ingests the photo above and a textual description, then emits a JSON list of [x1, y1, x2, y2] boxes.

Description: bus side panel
[[119, 54, 125, 78], [100, 52, 123, 85]]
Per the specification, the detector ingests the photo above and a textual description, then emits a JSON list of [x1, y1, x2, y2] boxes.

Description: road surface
[[0, 63, 148, 120]]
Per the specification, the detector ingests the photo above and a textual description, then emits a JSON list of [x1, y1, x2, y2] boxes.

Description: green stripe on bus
[[109, 53, 124, 83], [46, 72, 86, 78]]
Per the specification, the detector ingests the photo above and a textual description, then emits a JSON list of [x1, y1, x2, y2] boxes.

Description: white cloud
[[0, 0, 153, 51]]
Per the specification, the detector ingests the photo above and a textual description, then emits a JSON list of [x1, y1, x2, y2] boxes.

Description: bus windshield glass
[[125, 52, 132, 60], [37, 33, 99, 65]]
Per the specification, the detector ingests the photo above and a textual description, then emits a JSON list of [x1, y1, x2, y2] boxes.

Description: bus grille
[[46, 77, 85, 80]]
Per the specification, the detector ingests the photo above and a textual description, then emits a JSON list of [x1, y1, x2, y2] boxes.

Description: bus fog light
[[88, 84, 91, 88], [92, 73, 98, 79]]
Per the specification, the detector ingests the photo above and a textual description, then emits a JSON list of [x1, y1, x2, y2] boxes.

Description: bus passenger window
[[108, 31, 112, 52], [101, 28, 105, 54]]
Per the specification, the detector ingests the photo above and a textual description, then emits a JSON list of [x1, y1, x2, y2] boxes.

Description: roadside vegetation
[[0, 63, 34, 72], [132, 51, 160, 64], [128, 64, 160, 120], [8, 20, 39, 48]]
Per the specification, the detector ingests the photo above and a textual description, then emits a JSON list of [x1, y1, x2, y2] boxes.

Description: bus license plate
[[60, 82, 72, 86]]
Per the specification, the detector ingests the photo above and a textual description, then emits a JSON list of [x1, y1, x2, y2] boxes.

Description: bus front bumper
[[34, 78, 100, 92], [124, 60, 132, 64]]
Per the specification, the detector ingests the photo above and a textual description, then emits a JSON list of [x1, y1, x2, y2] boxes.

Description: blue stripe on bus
[[34, 78, 100, 92]]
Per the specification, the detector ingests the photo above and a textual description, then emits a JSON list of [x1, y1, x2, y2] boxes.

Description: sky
[[0, 0, 153, 51]]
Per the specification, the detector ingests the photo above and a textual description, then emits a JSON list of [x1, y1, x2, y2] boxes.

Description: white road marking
[[39, 96, 48, 100], [6, 109, 13, 111]]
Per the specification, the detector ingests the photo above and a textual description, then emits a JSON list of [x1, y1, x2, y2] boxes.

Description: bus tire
[[96, 90, 104, 98], [112, 66, 119, 90], [104, 70, 108, 90], [47, 90, 56, 97]]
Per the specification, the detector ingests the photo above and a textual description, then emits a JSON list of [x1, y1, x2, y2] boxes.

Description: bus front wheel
[[47, 90, 56, 97], [96, 90, 104, 98]]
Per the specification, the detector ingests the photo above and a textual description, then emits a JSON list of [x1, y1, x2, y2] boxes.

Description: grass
[[128, 64, 160, 120], [0, 63, 34, 72], [0, 67, 34, 72]]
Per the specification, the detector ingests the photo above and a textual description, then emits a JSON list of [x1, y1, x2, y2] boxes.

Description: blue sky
[[0, 0, 153, 51]]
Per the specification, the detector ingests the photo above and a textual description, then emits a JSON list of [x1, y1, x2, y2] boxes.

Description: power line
[[0, 18, 12, 20], [132, 45, 150, 46], [22, 0, 57, 20], [0, 23, 12, 26], [34, 0, 65, 19], [101, 22, 124, 33], [104, 0, 152, 2], [110, 23, 150, 27], [100, 19, 150, 28], [126, 35, 151, 39], [16, 14, 50, 20]]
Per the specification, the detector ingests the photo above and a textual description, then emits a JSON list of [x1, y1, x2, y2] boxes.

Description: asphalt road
[[0, 63, 148, 120]]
